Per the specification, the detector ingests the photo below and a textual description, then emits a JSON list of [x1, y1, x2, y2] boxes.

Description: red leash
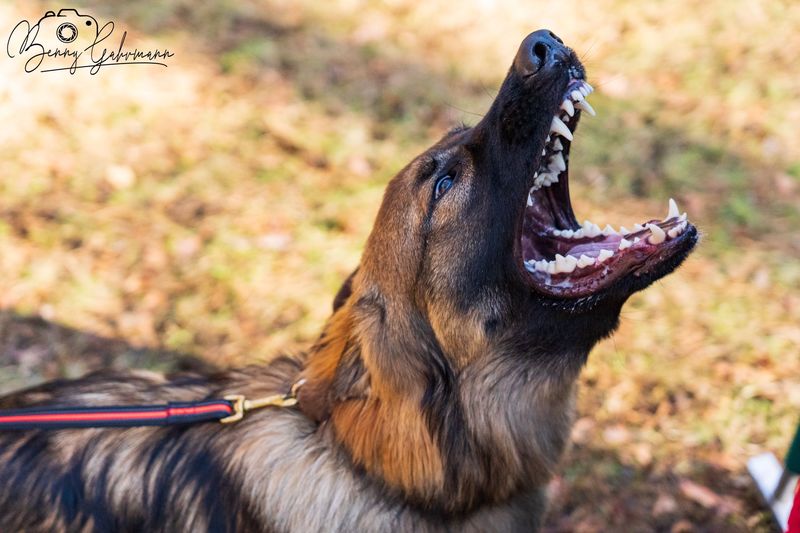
[[0, 380, 304, 430], [0, 400, 235, 430]]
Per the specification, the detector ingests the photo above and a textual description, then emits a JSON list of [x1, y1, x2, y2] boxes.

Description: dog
[[0, 30, 696, 532]]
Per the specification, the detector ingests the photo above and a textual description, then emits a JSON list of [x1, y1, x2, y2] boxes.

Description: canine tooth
[[667, 198, 680, 220], [571, 90, 583, 102], [597, 249, 614, 262], [553, 138, 563, 151], [618, 238, 632, 250], [620, 226, 631, 235], [647, 223, 666, 244], [550, 152, 566, 172], [561, 99, 575, 116], [602, 224, 618, 236], [576, 100, 596, 116], [577, 254, 595, 268], [579, 85, 589, 97], [550, 117, 573, 141]]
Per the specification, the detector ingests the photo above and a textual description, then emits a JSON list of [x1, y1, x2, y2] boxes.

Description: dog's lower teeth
[[666, 198, 680, 220], [597, 249, 614, 262], [646, 223, 666, 244], [618, 238, 632, 250]]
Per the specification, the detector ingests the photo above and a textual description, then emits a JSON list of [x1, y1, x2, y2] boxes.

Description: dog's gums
[[518, 81, 698, 299]]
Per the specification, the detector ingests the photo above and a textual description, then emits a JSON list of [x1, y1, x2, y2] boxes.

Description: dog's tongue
[[565, 236, 622, 258]]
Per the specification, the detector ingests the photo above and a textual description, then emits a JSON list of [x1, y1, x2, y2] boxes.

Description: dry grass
[[2, 1, 799, 530]]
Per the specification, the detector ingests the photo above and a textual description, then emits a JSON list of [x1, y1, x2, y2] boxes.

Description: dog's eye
[[434, 175, 454, 200]]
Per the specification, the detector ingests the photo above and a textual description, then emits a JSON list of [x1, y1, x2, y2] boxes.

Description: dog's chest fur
[[0, 355, 562, 532]]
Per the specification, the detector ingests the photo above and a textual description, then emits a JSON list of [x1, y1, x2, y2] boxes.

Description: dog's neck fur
[[297, 282, 584, 516]]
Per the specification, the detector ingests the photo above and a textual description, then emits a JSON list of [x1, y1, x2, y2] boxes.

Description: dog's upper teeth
[[602, 224, 618, 236], [647, 223, 666, 244], [582, 81, 594, 93], [582, 220, 602, 238], [550, 116, 573, 141], [579, 85, 589, 97], [571, 90, 584, 102], [619, 226, 631, 235], [576, 100, 596, 116], [666, 198, 680, 220], [633, 223, 645, 232], [550, 152, 566, 172], [561, 99, 575, 117]]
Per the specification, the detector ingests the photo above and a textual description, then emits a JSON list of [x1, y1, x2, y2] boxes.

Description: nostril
[[533, 41, 548, 65], [548, 31, 563, 44]]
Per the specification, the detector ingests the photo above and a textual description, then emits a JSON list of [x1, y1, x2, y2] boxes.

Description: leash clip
[[220, 379, 305, 424]]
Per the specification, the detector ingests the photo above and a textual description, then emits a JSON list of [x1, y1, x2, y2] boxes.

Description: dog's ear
[[332, 268, 358, 312]]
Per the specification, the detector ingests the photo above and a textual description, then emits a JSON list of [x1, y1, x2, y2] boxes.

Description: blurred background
[[1, 0, 798, 530]]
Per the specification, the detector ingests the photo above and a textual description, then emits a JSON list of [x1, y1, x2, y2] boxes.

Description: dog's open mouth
[[520, 80, 697, 299]]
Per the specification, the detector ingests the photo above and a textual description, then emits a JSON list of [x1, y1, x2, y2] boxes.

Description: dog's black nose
[[514, 29, 570, 77]]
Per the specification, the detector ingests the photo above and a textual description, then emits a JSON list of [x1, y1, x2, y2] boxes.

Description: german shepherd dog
[[0, 30, 696, 531]]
